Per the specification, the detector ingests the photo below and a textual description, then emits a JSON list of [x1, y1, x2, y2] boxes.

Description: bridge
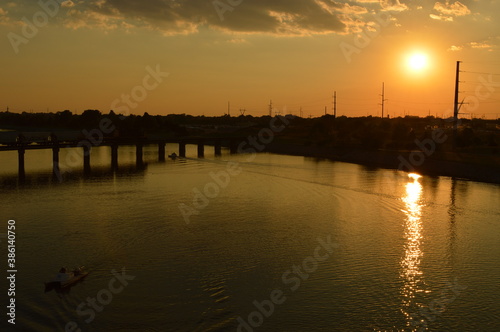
[[1, 134, 244, 179]]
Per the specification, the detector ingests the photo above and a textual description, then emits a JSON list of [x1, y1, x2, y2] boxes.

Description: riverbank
[[264, 143, 500, 185]]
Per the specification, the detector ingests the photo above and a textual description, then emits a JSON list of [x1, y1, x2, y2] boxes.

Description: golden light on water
[[407, 173, 422, 181], [400, 173, 424, 328]]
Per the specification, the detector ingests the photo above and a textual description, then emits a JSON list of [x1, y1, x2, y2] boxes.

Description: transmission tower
[[453, 61, 461, 131], [379, 82, 387, 118]]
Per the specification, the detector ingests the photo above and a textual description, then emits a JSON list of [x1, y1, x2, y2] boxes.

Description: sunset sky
[[1, 0, 499, 118]]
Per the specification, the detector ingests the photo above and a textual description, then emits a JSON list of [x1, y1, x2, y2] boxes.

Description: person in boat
[[45, 267, 84, 292], [55, 267, 74, 283]]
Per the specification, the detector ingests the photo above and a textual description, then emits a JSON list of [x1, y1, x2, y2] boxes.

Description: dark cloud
[[2, 0, 408, 36], [67, 0, 373, 35]]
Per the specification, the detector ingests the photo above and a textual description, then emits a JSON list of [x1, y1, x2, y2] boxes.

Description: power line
[[389, 99, 449, 105], [461, 71, 500, 76]]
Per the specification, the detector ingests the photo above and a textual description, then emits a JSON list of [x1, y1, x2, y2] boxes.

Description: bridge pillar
[[136, 143, 143, 165], [18, 148, 25, 179], [179, 142, 186, 157], [16, 134, 26, 179], [229, 140, 238, 154], [158, 142, 166, 162], [52, 145, 60, 178], [197, 140, 205, 158], [83, 145, 91, 174], [214, 140, 222, 156], [111, 143, 118, 170], [51, 134, 60, 179]]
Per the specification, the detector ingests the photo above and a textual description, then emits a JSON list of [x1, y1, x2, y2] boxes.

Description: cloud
[[469, 41, 492, 50], [64, 8, 122, 31], [0, 0, 406, 37], [429, 13, 454, 21], [433, 1, 471, 17], [380, 0, 408, 12], [447, 45, 462, 51], [0, 7, 12, 26], [226, 38, 249, 45], [336, 3, 369, 15], [61, 1, 76, 8], [447, 40, 495, 52], [350, 0, 380, 3], [430, 1, 471, 21], [56, 0, 387, 36]]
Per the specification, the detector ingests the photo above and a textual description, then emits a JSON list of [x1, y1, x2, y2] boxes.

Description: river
[[1, 145, 499, 331]]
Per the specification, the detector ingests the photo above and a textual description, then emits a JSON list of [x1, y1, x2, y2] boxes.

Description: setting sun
[[407, 53, 429, 72]]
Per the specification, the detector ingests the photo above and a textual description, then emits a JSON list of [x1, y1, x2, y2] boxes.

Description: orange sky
[[1, 0, 499, 118]]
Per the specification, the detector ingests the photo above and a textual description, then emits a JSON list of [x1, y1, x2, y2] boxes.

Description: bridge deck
[[0, 137, 243, 152]]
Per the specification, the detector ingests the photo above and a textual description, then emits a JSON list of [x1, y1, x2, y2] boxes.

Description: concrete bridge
[[0, 135, 243, 179]]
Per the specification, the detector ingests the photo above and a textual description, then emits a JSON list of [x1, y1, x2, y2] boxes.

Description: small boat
[[168, 152, 178, 160], [61, 268, 89, 288], [45, 266, 89, 292]]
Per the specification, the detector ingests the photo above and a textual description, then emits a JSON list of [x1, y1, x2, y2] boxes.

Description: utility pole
[[333, 91, 337, 118], [453, 61, 461, 131], [331, 93, 333, 116], [227, 101, 230, 116], [379, 82, 387, 118], [269, 100, 273, 117], [325, 106, 327, 116]]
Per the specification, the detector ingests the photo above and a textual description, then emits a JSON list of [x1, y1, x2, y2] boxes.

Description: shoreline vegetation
[[0, 110, 499, 184], [264, 143, 500, 185]]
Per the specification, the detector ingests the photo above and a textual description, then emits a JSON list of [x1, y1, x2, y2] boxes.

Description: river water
[[1, 145, 499, 331]]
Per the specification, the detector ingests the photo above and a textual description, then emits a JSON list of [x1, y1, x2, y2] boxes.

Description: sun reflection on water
[[400, 173, 425, 330]]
